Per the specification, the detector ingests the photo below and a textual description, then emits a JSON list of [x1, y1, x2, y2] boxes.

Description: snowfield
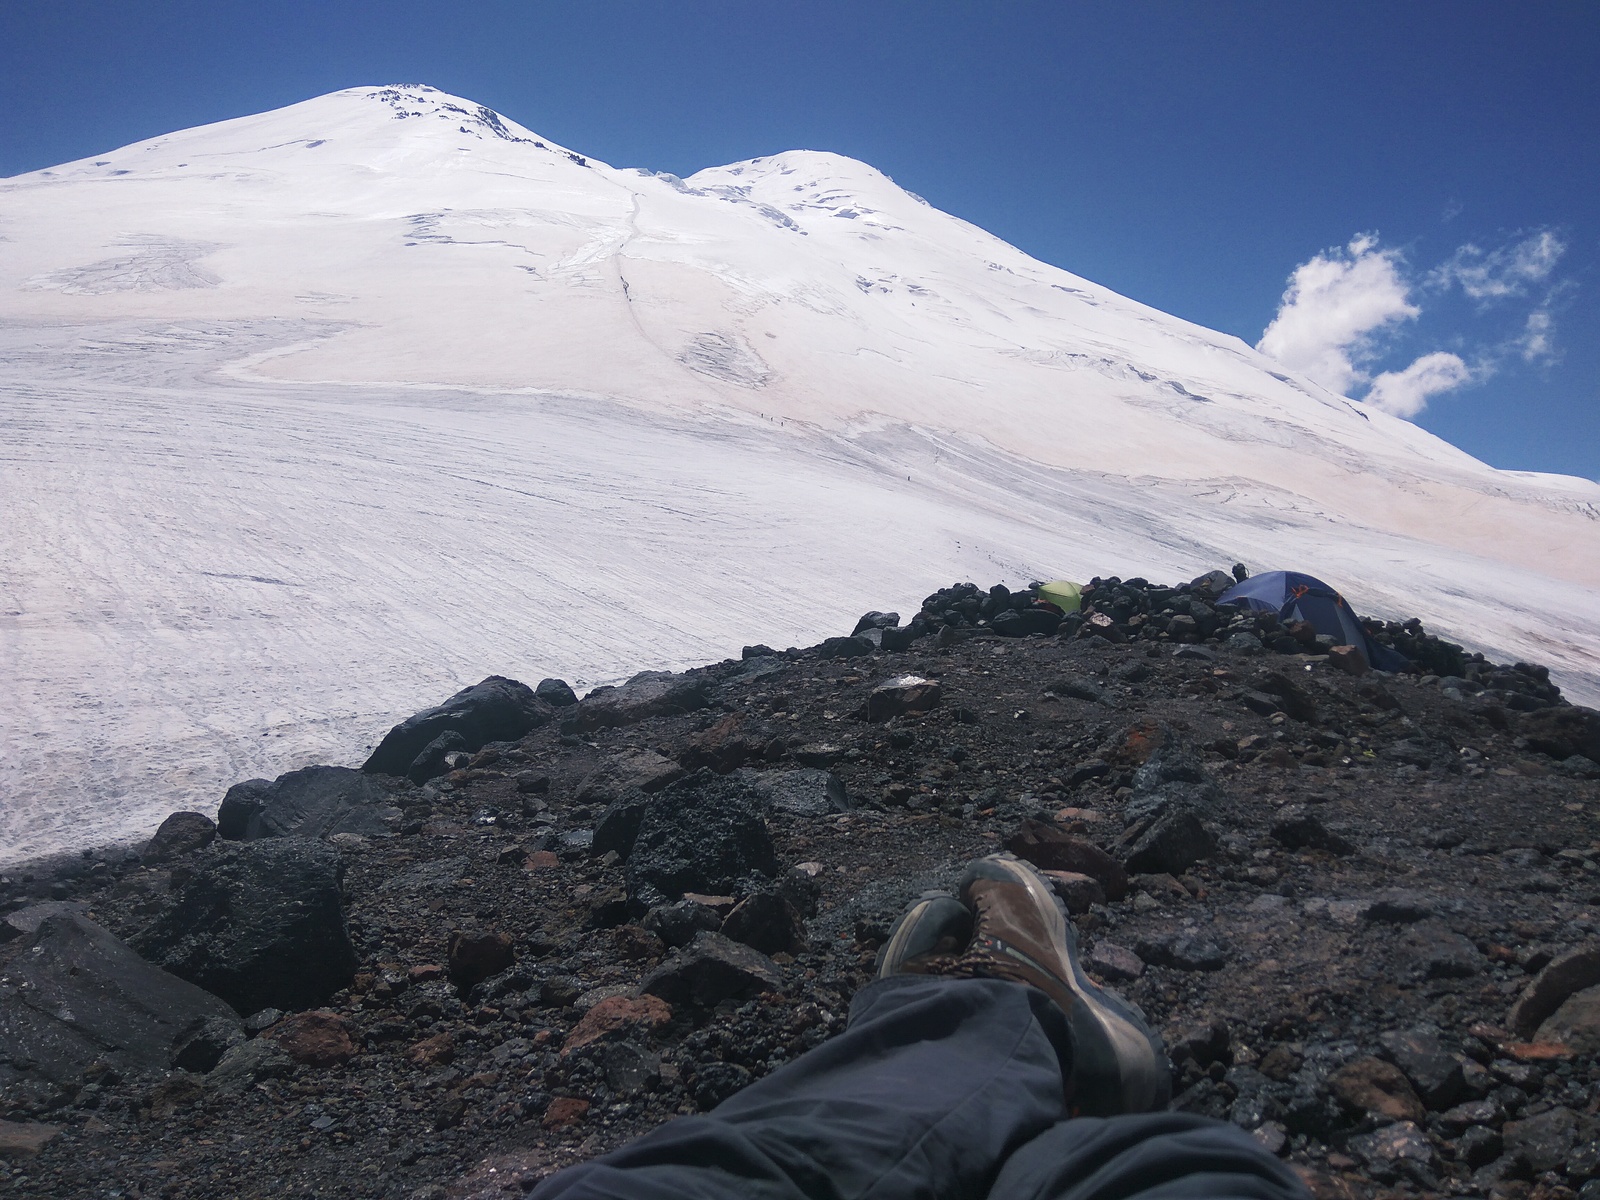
[[2, 85, 1597, 863]]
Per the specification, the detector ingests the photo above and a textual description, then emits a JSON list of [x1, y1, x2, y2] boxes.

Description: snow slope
[[2, 85, 1597, 863]]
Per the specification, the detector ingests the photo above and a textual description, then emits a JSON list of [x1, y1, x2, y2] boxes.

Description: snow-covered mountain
[[2, 84, 1596, 863]]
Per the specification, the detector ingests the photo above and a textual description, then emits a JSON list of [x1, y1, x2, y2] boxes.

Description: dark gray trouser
[[531, 976, 1311, 1200]]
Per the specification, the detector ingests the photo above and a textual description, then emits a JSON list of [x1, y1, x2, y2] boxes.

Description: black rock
[[720, 891, 806, 956], [170, 1014, 246, 1073], [1456, 1124, 1503, 1169], [1397, 920, 1486, 980], [1517, 705, 1600, 765], [1379, 1026, 1466, 1110], [692, 1060, 753, 1110], [1045, 676, 1105, 703], [851, 611, 901, 636], [1135, 932, 1228, 971], [535, 678, 579, 708], [1504, 1106, 1590, 1174], [816, 635, 874, 659], [626, 770, 778, 905], [0, 914, 242, 1085], [1121, 809, 1217, 875], [1364, 890, 1435, 924], [1270, 805, 1355, 855], [1249, 671, 1318, 722], [143, 811, 218, 863], [130, 838, 358, 1015], [642, 899, 724, 948], [362, 676, 553, 776], [993, 608, 1061, 637], [217, 765, 401, 842], [591, 793, 652, 861], [640, 931, 783, 1008], [880, 626, 920, 652], [407, 730, 469, 784]]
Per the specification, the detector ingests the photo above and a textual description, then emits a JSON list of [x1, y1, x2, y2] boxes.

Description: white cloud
[[1520, 307, 1556, 363], [1364, 352, 1474, 418], [1256, 234, 1418, 395], [1429, 230, 1566, 301]]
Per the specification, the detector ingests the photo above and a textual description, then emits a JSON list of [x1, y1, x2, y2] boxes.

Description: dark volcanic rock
[[362, 676, 553, 776], [816, 635, 874, 659], [130, 839, 357, 1014], [1121, 810, 1216, 876], [640, 932, 783, 1009], [1379, 1026, 1465, 1110], [1270, 805, 1355, 855], [720, 891, 806, 956], [217, 765, 400, 841], [861, 675, 942, 722], [591, 794, 652, 861], [535, 678, 580, 708], [447, 930, 515, 989], [576, 671, 710, 732], [143, 811, 218, 862], [1517, 705, 1600, 764], [0, 915, 241, 1085], [626, 771, 778, 906], [406, 730, 469, 783], [1134, 932, 1228, 971]]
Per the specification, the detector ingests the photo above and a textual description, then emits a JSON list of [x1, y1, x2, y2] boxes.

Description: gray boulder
[[130, 838, 357, 1015], [217, 765, 401, 841], [735, 767, 851, 817], [0, 914, 242, 1086], [362, 676, 554, 776], [576, 671, 710, 732]]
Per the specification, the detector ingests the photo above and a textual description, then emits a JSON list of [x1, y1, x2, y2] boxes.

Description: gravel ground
[[4, 596, 1599, 1200]]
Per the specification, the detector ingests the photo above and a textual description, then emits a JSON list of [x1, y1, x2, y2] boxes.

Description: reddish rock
[[1039, 870, 1105, 914], [0, 1119, 61, 1158], [562, 994, 673, 1056], [613, 924, 666, 962], [1106, 720, 1170, 766], [1508, 945, 1600, 1038], [1085, 941, 1144, 982], [408, 963, 446, 982], [1004, 818, 1128, 900], [1328, 1057, 1425, 1123], [447, 928, 515, 987], [1326, 645, 1369, 676], [407, 1032, 457, 1066], [680, 714, 753, 772], [543, 1097, 590, 1128], [524, 850, 560, 870], [264, 1010, 358, 1067]]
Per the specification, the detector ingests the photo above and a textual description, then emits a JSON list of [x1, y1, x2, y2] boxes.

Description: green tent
[[1036, 580, 1084, 615]]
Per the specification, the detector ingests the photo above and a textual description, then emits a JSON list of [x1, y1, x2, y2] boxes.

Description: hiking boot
[[909, 854, 1171, 1116], [875, 894, 973, 979]]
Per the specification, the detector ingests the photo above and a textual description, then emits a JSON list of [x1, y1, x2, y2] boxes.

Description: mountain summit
[[1, 85, 1596, 860]]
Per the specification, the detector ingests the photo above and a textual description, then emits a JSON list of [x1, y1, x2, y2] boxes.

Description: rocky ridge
[[3, 570, 1599, 1200]]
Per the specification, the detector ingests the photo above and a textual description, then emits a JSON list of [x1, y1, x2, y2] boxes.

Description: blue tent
[[1217, 571, 1410, 671]]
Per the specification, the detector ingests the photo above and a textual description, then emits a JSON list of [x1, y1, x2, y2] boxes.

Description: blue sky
[[3, 1, 1596, 481]]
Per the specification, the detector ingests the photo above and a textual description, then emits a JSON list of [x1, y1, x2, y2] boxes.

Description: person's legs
[[988, 1113, 1310, 1200], [531, 975, 1074, 1200]]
